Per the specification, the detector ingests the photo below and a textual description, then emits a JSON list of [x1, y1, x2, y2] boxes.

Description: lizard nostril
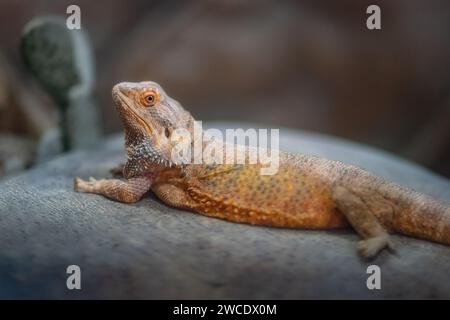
[[164, 128, 170, 138]]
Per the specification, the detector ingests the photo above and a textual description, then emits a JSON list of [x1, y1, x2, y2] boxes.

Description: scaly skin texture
[[75, 81, 450, 259]]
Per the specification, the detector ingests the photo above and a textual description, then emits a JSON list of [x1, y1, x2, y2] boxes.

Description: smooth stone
[[0, 122, 449, 299]]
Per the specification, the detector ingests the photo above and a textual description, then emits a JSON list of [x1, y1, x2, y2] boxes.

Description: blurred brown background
[[1, 0, 450, 177]]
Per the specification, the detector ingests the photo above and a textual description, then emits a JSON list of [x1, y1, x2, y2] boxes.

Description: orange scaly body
[[173, 160, 347, 229]]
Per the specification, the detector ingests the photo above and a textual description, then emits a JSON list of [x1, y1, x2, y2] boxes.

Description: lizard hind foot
[[332, 184, 394, 259], [357, 234, 394, 260]]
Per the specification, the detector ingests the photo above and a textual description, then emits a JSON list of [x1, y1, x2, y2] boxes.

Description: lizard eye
[[143, 93, 156, 106]]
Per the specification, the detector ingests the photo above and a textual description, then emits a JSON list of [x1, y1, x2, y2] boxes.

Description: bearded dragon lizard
[[74, 81, 450, 259]]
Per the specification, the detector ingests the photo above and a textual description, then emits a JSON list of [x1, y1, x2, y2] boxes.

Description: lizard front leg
[[74, 176, 152, 203], [332, 185, 394, 259]]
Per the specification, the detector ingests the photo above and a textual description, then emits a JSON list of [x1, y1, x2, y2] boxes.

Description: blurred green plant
[[21, 16, 100, 152]]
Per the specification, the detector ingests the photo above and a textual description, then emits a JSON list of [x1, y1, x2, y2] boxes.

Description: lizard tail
[[390, 188, 450, 245]]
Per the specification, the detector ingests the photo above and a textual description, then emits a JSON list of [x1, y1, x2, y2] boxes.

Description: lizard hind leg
[[331, 185, 394, 259], [151, 183, 193, 210]]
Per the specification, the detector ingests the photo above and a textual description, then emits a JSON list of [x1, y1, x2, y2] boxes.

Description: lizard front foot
[[74, 177, 101, 193]]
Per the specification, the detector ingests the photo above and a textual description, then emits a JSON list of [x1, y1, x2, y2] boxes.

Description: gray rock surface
[[1, 122, 450, 299]]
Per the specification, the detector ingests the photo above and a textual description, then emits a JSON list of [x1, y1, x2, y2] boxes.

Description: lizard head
[[112, 81, 193, 178]]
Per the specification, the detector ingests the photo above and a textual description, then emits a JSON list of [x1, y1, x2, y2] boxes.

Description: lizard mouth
[[113, 90, 153, 135]]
